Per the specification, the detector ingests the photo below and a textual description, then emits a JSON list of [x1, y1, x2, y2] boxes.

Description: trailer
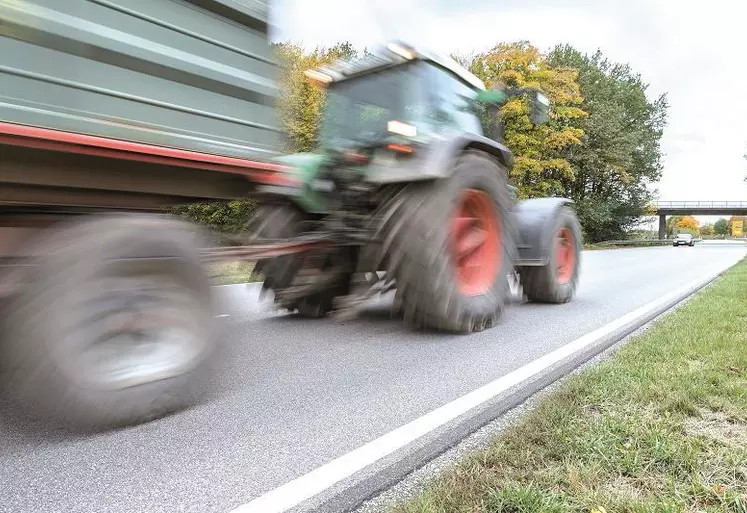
[[0, 2, 582, 431], [0, 0, 293, 430]]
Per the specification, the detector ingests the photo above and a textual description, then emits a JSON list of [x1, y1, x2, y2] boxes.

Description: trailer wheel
[[378, 151, 516, 333], [519, 206, 582, 303], [1, 215, 218, 431], [248, 204, 350, 318]]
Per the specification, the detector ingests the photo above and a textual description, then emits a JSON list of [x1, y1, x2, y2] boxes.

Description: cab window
[[425, 66, 483, 136]]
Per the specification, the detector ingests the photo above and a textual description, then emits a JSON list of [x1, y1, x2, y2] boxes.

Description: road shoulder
[[370, 257, 747, 513]]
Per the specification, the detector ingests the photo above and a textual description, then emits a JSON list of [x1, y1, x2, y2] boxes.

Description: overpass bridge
[[654, 201, 747, 238]]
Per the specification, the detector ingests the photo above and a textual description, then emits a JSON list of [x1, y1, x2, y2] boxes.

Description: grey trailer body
[[0, 0, 282, 163], [0, 0, 287, 431]]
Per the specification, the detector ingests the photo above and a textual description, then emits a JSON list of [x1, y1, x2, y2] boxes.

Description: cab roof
[[306, 41, 486, 91]]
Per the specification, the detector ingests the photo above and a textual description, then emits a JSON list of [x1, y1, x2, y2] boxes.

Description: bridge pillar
[[659, 214, 666, 239]]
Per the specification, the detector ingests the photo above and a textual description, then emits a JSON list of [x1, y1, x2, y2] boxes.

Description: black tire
[[248, 204, 305, 294], [518, 206, 582, 303], [1, 215, 218, 431], [248, 204, 349, 318], [377, 151, 516, 333]]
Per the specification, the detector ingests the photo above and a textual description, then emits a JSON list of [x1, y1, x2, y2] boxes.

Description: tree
[[666, 215, 682, 238], [546, 46, 668, 243], [700, 223, 713, 236], [274, 42, 359, 152], [171, 199, 258, 235], [665, 215, 701, 237], [464, 42, 587, 199], [714, 218, 729, 235], [676, 216, 699, 234]]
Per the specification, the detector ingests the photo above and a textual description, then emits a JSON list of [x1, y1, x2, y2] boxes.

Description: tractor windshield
[[320, 64, 422, 149]]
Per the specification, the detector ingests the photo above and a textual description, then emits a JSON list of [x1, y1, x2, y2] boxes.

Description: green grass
[[584, 244, 636, 251], [584, 241, 672, 251], [392, 258, 747, 513], [208, 260, 262, 285]]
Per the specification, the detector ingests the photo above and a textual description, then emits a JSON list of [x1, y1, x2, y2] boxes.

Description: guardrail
[[595, 239, 678, 246], [655, 201, 747, 209], [592, 238, 747, 247]]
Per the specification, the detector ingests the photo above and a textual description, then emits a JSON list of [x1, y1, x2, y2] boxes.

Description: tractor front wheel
[[518, 206, 582, 303], [248, 204, 351, 318]]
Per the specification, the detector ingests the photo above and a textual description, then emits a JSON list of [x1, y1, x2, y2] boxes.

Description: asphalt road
[[1, 243, 745, 513]]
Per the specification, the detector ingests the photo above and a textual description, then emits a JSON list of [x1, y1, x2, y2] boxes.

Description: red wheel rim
[[450, 189, 501, 296], [556, 227, 575, 284]]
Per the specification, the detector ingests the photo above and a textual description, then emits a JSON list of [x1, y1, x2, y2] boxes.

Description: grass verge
[[584, 241, 672, 251], [208, 260, 261, 285], [393, 258, 747, 513]]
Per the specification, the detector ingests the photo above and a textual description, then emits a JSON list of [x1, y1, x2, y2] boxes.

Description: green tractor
[[248, 41, 582, 333]]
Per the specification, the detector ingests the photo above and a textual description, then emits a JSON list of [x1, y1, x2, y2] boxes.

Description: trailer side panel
[[0, 0, 282, 162]]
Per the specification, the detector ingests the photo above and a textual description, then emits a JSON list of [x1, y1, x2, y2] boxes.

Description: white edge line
[[212, 282, 263, 289], [229, 265, 736, 513]]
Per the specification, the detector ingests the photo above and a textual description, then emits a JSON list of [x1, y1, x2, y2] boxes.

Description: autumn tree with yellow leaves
[[463, 42, 587, 199], [666, 215, 699, 237], [273, 42, 359, 152], [676, 216, 700, 234]]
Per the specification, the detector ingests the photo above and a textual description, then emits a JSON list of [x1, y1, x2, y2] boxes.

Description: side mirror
[[507, 184, 519, 202], [474, 88, 508, 106], [530, 91, 550, 125]]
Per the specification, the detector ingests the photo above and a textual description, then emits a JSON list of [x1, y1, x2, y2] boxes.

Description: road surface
[[1, 243, 745, 513]]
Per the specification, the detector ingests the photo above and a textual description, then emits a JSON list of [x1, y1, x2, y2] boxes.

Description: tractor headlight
[[387, 120, 417, 138], [386, 42, 416, 60], [304, 68, 333, 86]]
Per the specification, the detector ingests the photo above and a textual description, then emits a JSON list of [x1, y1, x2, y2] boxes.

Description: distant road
[[2, 244, 746, 513], [699, 239, 746, 245]]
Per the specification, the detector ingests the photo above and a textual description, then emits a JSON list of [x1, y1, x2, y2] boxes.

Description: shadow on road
[[0, 328, 237, 447]]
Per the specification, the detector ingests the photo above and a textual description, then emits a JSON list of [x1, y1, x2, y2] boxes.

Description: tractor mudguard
[[513, 197, 574, 266], [255, 153, 329, 214], [367, 131, 514, 183], [425, 132, 515, 175]]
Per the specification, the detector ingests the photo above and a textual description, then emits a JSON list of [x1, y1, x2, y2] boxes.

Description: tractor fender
[[368, 131, 514, 183], [513, 197, 574, 266], [255, 152, 329, 214], [425, 131, 515, 176]]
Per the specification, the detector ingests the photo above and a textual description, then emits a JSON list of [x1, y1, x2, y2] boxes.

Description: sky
[[269, 0, 747, 215]]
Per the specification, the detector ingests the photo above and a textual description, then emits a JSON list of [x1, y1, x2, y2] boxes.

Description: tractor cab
[[273, 41, 551, 214], [305, 41, 550, 156], [306, 42, 491, 154]]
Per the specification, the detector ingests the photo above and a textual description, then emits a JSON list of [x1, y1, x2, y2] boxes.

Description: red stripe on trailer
[[0, 122, 298, 187]]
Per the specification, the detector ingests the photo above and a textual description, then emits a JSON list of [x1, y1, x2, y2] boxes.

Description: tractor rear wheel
[[377, 151, 516, 333], [518, 206, 582, 303], [248, 204, 351, 318]]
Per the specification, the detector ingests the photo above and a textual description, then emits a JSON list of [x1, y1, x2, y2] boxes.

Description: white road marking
[[229, 256, 744, 513]]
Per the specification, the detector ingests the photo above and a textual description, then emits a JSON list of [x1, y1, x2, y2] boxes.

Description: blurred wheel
[[2, 215, 218, 431], [519, 206, 582, 304], [248, 204, 352, 317], [378, 151, 516, 333]]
